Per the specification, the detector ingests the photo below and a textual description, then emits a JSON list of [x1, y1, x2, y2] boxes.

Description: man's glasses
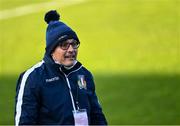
[[58, 40, 80, 50]]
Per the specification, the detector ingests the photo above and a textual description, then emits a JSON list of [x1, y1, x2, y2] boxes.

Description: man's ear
[[51, 53, 54, 59]]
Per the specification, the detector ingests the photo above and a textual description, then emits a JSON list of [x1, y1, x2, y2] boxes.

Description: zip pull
[[76, 101, 80, 110]]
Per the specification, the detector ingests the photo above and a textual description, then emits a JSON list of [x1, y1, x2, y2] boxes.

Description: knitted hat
[[44, 10, 79, 55]]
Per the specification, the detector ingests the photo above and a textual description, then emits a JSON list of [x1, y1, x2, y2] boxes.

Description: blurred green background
[[0, 0, 180, 124]]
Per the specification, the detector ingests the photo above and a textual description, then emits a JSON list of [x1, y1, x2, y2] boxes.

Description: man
[[15, 10, 107, 125]]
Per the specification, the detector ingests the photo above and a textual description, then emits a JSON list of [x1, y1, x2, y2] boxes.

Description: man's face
[[51, 39, 79, 67]]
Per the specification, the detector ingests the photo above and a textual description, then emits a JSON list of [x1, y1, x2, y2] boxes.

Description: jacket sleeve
[[87, 72, 108, 125], [15, 72, 40, 125]]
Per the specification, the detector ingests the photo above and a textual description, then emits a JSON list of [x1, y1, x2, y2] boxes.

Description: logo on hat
[[77, 75, 87, 90], [58, 35, 68, 41]]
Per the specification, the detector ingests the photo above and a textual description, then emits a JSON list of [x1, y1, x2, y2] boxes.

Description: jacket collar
[[43, 53, 82, 76]]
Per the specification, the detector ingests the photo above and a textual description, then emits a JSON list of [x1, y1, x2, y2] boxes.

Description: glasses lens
[[72, 41, 80, 49], [60, 42, 69, 50]]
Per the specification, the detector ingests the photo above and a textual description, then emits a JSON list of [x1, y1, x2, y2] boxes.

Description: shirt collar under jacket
[[43, 53, 82, 76]]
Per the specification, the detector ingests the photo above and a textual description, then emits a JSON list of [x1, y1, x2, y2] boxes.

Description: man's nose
[[67, 44, 74, 51]]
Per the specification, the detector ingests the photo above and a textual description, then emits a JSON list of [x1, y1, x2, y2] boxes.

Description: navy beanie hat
[[44, 10, 79, 55]]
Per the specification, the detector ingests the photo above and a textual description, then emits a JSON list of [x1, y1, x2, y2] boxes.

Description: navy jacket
[[15, 55, 107, 125]]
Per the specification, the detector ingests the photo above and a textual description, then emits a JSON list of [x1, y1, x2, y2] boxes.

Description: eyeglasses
[[58, 40, 80, 50]]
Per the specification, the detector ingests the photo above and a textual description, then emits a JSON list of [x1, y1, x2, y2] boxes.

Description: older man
[[15, 10, 107, 125]]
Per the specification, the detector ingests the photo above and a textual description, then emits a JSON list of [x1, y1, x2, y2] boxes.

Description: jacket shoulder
[[17, 61, 45, 87], [81, 66, 94, 79]]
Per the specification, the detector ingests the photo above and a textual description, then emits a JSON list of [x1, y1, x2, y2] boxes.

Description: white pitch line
[[0, 0, 86, 20]]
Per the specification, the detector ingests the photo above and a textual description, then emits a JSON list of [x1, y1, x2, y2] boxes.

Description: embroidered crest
[[77, 75, 87, 89]]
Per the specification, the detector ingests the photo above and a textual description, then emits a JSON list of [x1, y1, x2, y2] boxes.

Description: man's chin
[[63, 59, 75, 67]]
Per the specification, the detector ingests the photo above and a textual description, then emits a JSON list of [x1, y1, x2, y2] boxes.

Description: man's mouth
[[64, 55, 75, 59]]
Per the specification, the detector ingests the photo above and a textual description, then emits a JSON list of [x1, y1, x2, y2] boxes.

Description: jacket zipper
[[64, 74, 77, 111], [59, 67, 80, 111]]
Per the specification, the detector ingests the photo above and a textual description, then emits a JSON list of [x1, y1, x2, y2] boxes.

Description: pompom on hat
[[44, 10, 79, 55]]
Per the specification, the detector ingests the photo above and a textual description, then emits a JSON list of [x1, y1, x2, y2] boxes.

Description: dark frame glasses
[[58, 40, 80, 50]]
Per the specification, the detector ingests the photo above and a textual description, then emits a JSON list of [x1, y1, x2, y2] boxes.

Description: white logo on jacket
[[46, 77, 59, 82]]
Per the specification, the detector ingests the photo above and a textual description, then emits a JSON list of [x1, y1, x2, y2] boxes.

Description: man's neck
[[64, 60, 77, 70]]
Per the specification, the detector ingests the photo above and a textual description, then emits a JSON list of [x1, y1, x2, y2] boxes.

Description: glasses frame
[[58, 40, 80, 50]]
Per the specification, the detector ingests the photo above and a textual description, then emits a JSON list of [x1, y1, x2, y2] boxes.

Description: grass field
[[0, 0, 180, 124]]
